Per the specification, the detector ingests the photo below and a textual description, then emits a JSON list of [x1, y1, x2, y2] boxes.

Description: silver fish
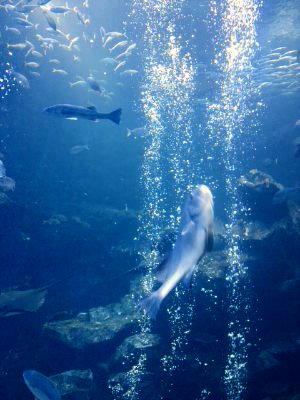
[[4, 26, 21, 35], [25, 61, 39, 68], [127, 126, 146, 138], [44, 13, 57, 30], [52, 68, 68, 76], [48, 5, 70, 14], [14, 17, 34, 27], [70, 144, 90, 155], [140, 184, 214, 319], [10, 70, 30, 88], [43, 104, 122, 125], [86, 76, 102, 92]]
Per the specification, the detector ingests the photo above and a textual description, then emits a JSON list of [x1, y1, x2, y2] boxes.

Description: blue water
[[0, 0, 299, 399]]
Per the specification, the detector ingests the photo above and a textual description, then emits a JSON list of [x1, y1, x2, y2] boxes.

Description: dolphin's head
[[186, 184, 213, 223]]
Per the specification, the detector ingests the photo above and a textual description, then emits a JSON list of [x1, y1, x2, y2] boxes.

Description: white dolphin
[[141, 184, 214, 319]]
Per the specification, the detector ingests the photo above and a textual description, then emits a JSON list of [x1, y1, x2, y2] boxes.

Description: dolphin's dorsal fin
[[206, 224, 214, 252], [87, 105, 97, 111]]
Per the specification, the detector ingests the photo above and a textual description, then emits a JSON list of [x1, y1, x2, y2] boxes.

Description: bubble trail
[[208, 0, 261, 399], [0, 62, 15, 99], [113, 0, 197, 398]]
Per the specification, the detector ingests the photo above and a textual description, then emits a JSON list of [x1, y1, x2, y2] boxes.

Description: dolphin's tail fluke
[[108, 108, 122, 125], [140, 291, 162, 320]]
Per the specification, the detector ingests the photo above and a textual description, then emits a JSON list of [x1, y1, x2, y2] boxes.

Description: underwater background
[[0, 0, 299, 399]]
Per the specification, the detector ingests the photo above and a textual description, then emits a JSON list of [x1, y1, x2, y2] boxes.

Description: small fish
[[44, 13, 57, 30], [140, 185, 214, 319], [59, 43, 72, 52], [29, 71, 40, 78], [69, 80, 86, 88], [105, 31, 126, 40], [7, 42, 27, 50], [49, 59, 60, 64], [120, 69, 138, 76], [281, 50, 298, 57], [115, 49, 132, 60], [272, 47, 287, 52], [31, 50, 43, 58], [43, 104, 122, 125], [70, 144, 90, 155], [73, 7, 89, 25], [103, 32, 126, 48], [109, 40, 128, 53], [23, 370, 61, 400], [114, 61, 126, 72], [125, 43, 137, 53], [100, 26, 106, 43], [10, 71, 30, 89], [258, 82, 272, 89], [127, 126, 146, 138], [86, 76, 102, 92], [25, 61, 39, 69], [48, 5, 70, 14], [52, 68, 68, 76], [4, 26, 21, 35], [14, 17, 34, 28], [69, 36, 80, 48], [101, 57, 118, 65]]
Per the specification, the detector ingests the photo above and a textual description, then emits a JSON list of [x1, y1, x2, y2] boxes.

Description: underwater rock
[[263, 381, 290, 395], [43, 214, 68, 225], [200, 250, 252, 280], [239, 169, 283, 194], [239, 169, 287, 222], [43, 294, 140, 349], [111, 333, 161, 368], [108, 370, 157, 400], [256, 349, 281, 371], [256, 341, 300, 372], [280, 278, 300, 295], [49, 369, 93, 398]]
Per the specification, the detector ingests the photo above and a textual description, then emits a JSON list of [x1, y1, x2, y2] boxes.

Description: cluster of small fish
[[0, 158, 15, 191], [0, 0, 138, 101], [99, 26, 138, 77], [255, 47, 300, 96]]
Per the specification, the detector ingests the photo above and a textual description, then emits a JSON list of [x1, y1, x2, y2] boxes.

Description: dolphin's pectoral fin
[[183, 267, 196, 289], [206, 223, 214, 252], [139, 291, 162, 320], [181, 220, 194, 236]]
